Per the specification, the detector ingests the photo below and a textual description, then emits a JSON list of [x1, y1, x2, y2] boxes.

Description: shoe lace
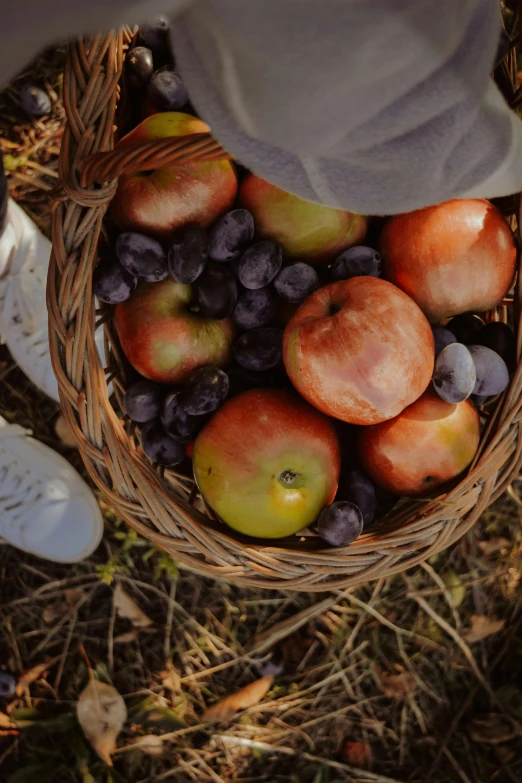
[[0, 426, 48, 543]]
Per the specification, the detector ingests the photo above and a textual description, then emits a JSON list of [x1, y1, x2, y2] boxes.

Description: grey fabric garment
[[3, 0, 521, 215]]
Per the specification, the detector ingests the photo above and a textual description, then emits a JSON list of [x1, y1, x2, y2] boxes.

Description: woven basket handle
[[79, 133, 232, 188]]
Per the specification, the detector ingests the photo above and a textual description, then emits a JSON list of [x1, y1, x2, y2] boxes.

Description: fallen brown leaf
[[202, 675, 274, 723], [379, 670, 416, 701], [113, 583, 153, 629], [463, 615, 505, 644], [129, 734, 165, 756], [340, 740, 369, 766], [114, 630, 139, 644], [42, 603, 66, 625], [477, 538, 511, 556], [15, 656, 61, 697], [468, 713, 520, 744], [54, 414, 78, 448], [76, 679, 127, 766], [65, 587, 85, 607]]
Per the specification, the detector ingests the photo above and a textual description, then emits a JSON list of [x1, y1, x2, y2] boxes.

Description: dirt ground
[[2, 37, 522, 783]]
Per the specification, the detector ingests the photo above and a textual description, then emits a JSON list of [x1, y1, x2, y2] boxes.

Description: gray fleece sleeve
[[172, 0, 522, 214], [3, 0, 521, 216]]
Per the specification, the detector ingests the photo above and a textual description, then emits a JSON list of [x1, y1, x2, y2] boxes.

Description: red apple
[[380, 199, 517, 322], [239, 174, 368, 264], [358, 388, 480, 495], [115, 278, 235, 384], [283, 277, 434, 425], [194, 389, 340, 538], [111, 112, 238, 239]]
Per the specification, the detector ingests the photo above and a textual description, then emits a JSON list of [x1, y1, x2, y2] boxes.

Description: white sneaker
[[0, 199, 106, 402], [0, 416, 103, 562]]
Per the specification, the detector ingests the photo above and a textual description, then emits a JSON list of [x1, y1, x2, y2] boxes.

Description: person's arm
[[172, 0, 521, 214]]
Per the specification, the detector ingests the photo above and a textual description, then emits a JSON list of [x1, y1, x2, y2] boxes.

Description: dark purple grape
[[432, 343, 476, 403], [126, 47, 154, 88], [20, 84, 51, 117], [93, 258, 137, 304], [227, 362, 289, 396], [474, 321, 516, 369], [178, 366, 230, 415], [0, 671, 16, 698], [433, 327, 457, 358], [233, 328, 283, 371], [147, 66, 189, 111], [209, 209, 255, 262], [336, 470, 377, 527], [495, 28, 510, 69], [139, 17, 171, 61], [317, 502, 364, 546], [124, 379, 164, 423], [239, 241, 283, 289], [274, 263, 319, 304], [161, 391, 208, 442], [116, 233, 168, 282], [331, 246, 381, 282], [467, 345, 510, 396], [196, 263, 238, 320], [168, 225, 208, 284], [140, 420, 186, 465], [232, 287, 277, 330], [446, 314, 484, 344]]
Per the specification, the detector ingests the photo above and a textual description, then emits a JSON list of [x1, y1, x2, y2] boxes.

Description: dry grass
[[1, 42, 522, 783]]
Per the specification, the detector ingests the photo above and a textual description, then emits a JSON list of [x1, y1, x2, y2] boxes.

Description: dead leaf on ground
[[463, 615, 505, 644], [477, 537, 511, 556], [114, 630, 139, 644], [468, 713, 520, 744], [65, 587, 85, 607], [42, 603, 66, 624], [202, 675, 274, 723], [54, 413, 78, 448], [76, 679, 127, 765], [378, 670, 416, 701], [15, 656, 61, 697], [129, 734, 165, 756], [113, 583, 153, 629], [340, 740, 369, 766]]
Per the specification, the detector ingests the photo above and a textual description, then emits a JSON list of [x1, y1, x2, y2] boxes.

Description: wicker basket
[[48, 24, 522, 592]]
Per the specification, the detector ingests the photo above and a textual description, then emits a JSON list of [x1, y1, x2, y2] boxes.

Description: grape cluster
[[431, 317, 513, 406], [124, 365, 230, 465]]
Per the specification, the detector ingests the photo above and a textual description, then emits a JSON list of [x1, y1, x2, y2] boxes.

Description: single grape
[[178, 366, 230, 415], [140, 420, 186, 465], [238, 241, 283, 289], [161, 391, 208, 442], [467, 345, 510, 396], [232, 287, 277, 330], [116, 233, 168, 282], [233, 327, 283, 371], [317, 501, 364, 546], [209, 209, 255, 262], [93, 258, 137, 304], [148, 65, 189, 111], [123, 379, 164, 423], [168, 225, 208, 284], [336, 470, 377, 527], [433, 326, 457, 358], [432, 343, 476, 403], [20, 84, 51, 117], [274, 263, 319, 304], [196, 263, 238, 320], [474, 321, 516, 369], [331, 245, 382, 281], [126, 46, 154, 88], [139, 17, 171, 61], [0, 671, 16, 698], [446, 313, 484, 344], [495, 28, 510, 69]]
